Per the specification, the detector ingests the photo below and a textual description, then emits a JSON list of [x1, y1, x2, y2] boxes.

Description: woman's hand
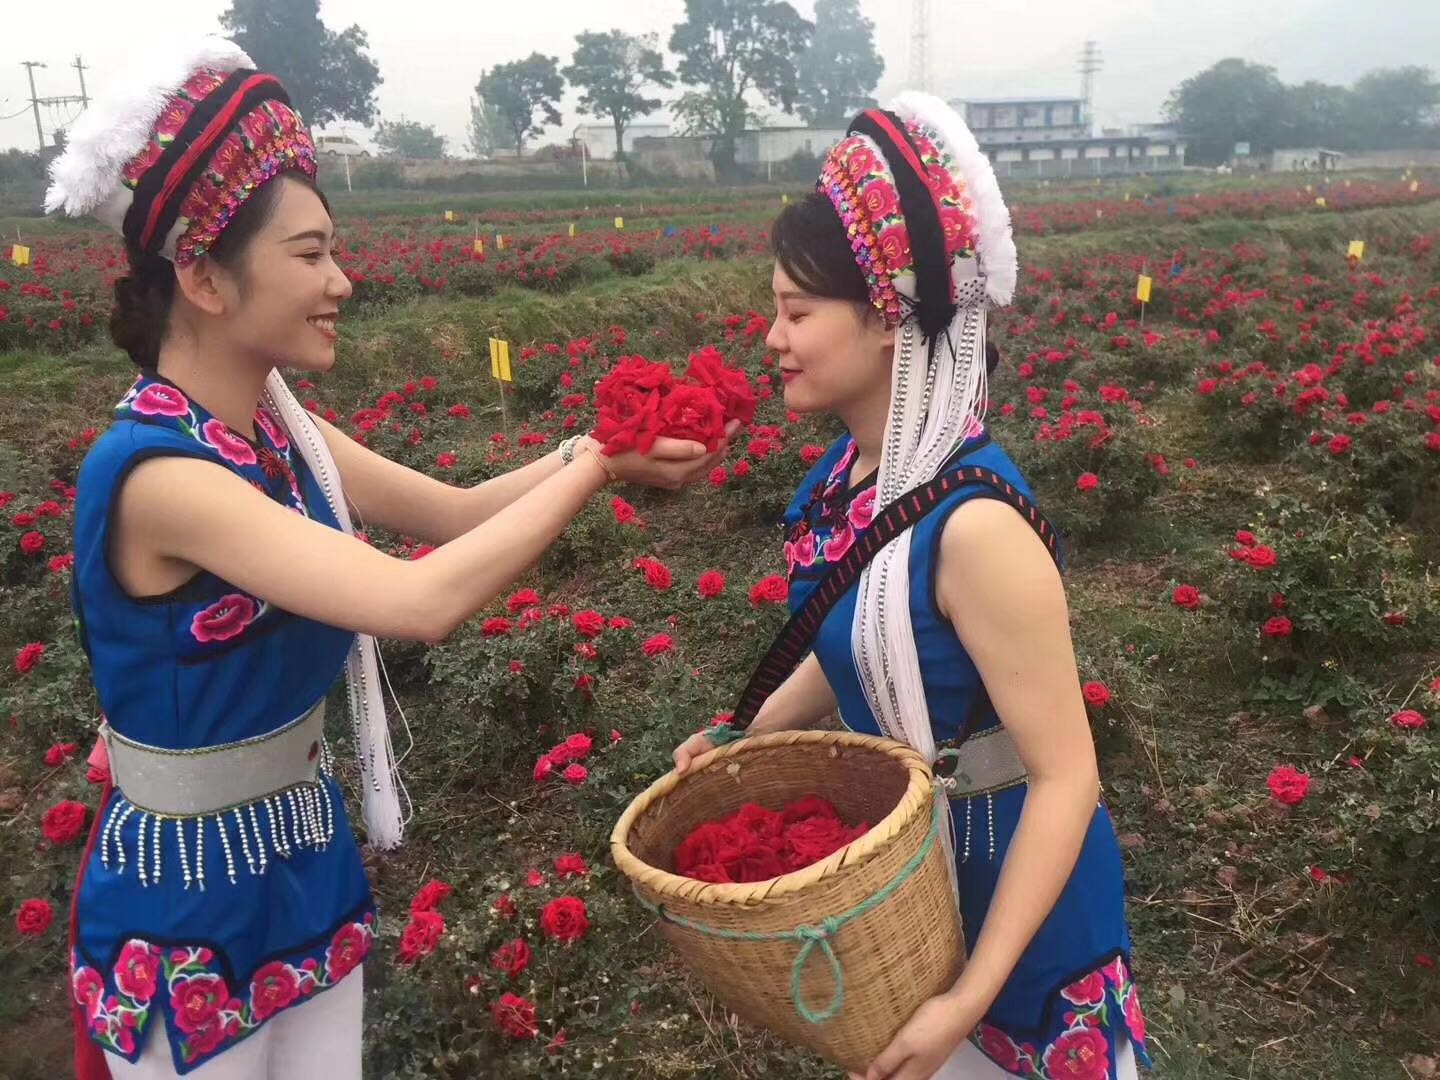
[[847, 988, 986, 1080], [587, 420, 741, 492], [670, 730, 720, 775]]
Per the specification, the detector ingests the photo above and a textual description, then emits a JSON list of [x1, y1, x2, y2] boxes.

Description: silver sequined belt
[[934, 726, 1028, 798], [101, 700, 327, 817]]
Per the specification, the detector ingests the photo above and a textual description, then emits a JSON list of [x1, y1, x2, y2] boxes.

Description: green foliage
[[563, 32, 674, 160], [220, 0, 382, 127], [375, 118, 447, 159], [793, 0, 884, 127], [477, 56, 566, 158]]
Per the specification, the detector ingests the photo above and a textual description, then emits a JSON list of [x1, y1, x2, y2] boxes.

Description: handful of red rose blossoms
[[673, 795, 870, 884], [591, 347, 756, 457]]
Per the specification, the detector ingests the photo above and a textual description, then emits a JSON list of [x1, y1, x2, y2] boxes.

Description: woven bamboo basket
[[610, 730, 963, 1072]]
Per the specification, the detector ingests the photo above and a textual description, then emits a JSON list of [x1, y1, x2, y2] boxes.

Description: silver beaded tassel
[[98, 782, 337, 887]]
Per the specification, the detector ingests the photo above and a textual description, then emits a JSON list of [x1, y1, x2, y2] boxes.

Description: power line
[[20, 57, 88, 152]]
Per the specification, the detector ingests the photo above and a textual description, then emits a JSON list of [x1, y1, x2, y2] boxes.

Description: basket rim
[[609, 729, 935, 906]]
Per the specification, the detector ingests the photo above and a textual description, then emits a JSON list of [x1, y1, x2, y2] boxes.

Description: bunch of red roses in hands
[[673, 796, 869, 884], [591, 347, 757, 457]]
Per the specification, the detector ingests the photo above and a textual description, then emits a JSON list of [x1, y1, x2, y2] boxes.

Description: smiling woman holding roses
[[673, 95, 1151, 1080], [45, 40, 729, 1080]]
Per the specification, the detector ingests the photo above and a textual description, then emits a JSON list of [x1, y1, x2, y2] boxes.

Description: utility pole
[[73, 55, 89, 108], [1079, 41, 1103, 133], [910, 0, 932, 94], [22, 61, 47, 154]]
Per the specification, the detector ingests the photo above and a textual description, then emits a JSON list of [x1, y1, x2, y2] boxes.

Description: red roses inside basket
[[673, 796, 870, 884], [592, 348, 757, 456]]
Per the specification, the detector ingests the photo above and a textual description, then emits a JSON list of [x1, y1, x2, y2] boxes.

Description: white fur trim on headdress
[[44, 36, 254, 242], [891, 91, 1018, 307]]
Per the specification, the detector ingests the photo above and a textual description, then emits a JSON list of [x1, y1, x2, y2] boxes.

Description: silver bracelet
[[559, 435, 582, 465]]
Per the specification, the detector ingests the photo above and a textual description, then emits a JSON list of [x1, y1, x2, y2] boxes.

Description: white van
[[314, 134, 370, 158]]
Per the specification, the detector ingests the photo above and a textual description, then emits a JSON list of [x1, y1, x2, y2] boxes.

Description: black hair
[[110, 172, 330, 369], [770, 190, 1001, 375]]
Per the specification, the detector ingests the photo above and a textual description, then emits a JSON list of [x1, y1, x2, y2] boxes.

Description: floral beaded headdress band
[[822, 95, 1018, 863], [44, 37, 316, 266]]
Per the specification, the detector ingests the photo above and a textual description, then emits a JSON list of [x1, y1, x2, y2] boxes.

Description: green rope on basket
[[633, 791, 942, 1025]]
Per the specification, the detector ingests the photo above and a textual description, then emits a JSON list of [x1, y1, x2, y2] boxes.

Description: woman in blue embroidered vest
[[672, 95, 1152, 1080], [48, 39, 731, 1080]]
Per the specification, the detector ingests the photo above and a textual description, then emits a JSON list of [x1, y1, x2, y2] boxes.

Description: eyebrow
[[282, 229, 333, 244], [775, 290, 816, 301]]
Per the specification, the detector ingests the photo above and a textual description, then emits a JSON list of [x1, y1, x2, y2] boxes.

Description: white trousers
[[105, 968, 363, 1079], [934, 1032, 1139, 1079]]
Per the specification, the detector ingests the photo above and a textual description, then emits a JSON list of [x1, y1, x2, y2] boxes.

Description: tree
[[1164, 59, 1288, 165], [220, 0, 381, 127], [669, 0, 813, 176], [564, 30, 674, 160], [375, 117, 446, 159], [794, 0, 883, 127], [467, 88, 514, 158], [1349, 66, 1440, 149], [477, 55, 565, 158], [1280, 81, 1353, 149]]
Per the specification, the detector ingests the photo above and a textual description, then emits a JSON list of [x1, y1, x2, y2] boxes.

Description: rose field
[[2, 170, 1438, 1078]]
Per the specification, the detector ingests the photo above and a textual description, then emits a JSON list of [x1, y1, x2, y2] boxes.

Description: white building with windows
[[953, 97, 1187, 176]]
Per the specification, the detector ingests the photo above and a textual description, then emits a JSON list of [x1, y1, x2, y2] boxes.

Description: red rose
[[397, 910, 445, 965], [657, 383, 728, 451], [435, 452, 458, 469], [1042, 1023, 1110, 1080], [539, 897, 590, 944], [553, 853, 589, 879], [1171, 585, 1200, 610], [41, 799, 87, 846], [734, 459, 752, 478], [782, 817, 856, 872], [506, 588, 542, 613], [697, 570, 726, 598], [14, 642, 44, 674], [748, 574, 789, 607], [562, 763, 588, 785], [1391, 709, 1427, 731], [491, 991, 539, 1040], [572, 610, 606, 639], [44, 742, 78, 768], [19, 530, 45, 555], [15, 898, 53, 937], [325, 920, 371, 981], [481, 617, 512, 637], [1076, 472, 1100, 492], [492, 893, 518, 919], [1081, 681, 1111, 709], [248, 961, 301, 1021], [170, 972, 229, 1034], [633, 556, 673, 590], [561, 732, 594, 760], [1243, 545, 1277, 569], [490, 939, 532, 978], [611, 495, 641, 525], [1262, 616, 1293, 638], [683, 346, 757, 426], [709, 466, 728, 487], [1267, 764, 1311, 806], [595, 355, 675, 413], [410, 879, 454, 914], [642, 634, 675, 657], [1234, 530, 1257, 547], [800, 444, 825, 466], [1327, 434, 1352, 455]]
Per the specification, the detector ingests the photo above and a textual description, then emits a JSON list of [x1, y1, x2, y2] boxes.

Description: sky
[[3, 0, 1438, 155]]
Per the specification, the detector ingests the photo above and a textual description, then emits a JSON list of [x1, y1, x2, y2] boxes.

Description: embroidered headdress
[[816, 93, 1018, 787], [43, 39, 409, 848], [44, 37, 316, 265]]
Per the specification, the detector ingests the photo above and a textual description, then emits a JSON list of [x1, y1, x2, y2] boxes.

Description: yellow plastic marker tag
[[473, 237, 485, 255], [489, 338, 512, 382], [1347, 240, 1365, 261], [444, 210, 456, 223], [1315, 196, 1327, 208], [568, 223, 576, 238], [782, 193, 790, 204], [10, 244, 30, 267], [614, 216, 624, 230], [496, 234, 506, 250], [1136, 275, 1153, 303], [1411, 180, 1421, 193]]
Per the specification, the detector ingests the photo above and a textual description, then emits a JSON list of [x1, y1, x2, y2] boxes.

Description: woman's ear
[[174, 256, 229, 318]]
